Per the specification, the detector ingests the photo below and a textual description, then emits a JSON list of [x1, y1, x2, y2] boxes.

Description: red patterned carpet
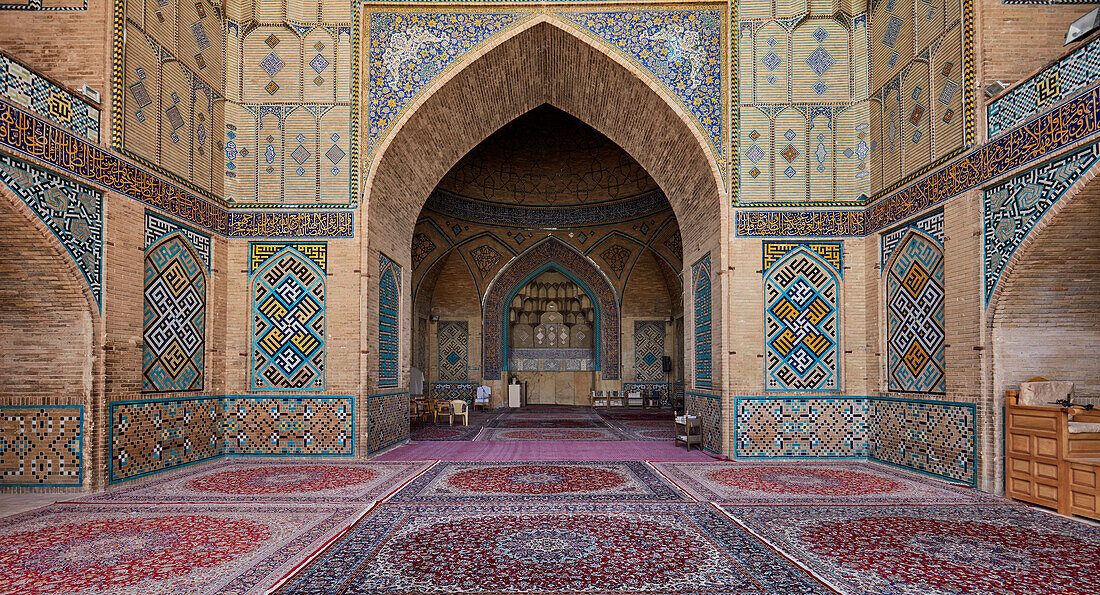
[[2, 451, 1097, 594], [409, 405, 677, 442]]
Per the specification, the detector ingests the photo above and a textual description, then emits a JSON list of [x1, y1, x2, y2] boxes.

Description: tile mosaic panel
[[143, 234, 207, 392], [984, 141, 1100, 301], [250, 244, 327, 391], [686, 391, 722, 453], [988, 34, 1100, 138], [734, 397, 869, 458], [886, 231, 946, 394], [692, 254, 712, 389], [0, 102, 352, 238], [560, 8, 724, 163], [0, 406, 82, 486], [868, 397, 976, 485], [0, 52, 98, 141], [0, 152, 102, 307], [880, 209, 943, 267], [0, 0, 86, 9], [737, 82, 1100, 238], [484, 238, 619, 380], [378, 254, 401, 387], [622, 382, 672, 407], [763, 244, 840, 392], [366, 10, 525, 158], [367, 391, 409, 454], [110, 397, 223, 482], [428, 383, 478, 406], [144, 211, 212, 271], [223, 396, 353, 456], [634, 320, 666, 382], [437, 321, 469, 382]]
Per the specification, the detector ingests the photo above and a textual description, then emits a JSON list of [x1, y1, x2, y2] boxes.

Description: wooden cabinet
[[1005, 394, 1100, 521]]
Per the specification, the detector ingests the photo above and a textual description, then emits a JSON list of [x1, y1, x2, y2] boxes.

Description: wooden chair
[[449, 400, 469, 426], [675, 414, 701, 451], [432, 400, 452, 424]]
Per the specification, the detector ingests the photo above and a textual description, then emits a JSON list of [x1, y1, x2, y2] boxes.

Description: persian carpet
[[75, 459, 431, 503], [0, 502, 363, 595], [386, 460, 689, 503], [409, 423, 484, 441], [727, 504, 1100, 595], [653, 460, 1001, 505], [475, 427, 626, 441], [275, 502, 836, 594]]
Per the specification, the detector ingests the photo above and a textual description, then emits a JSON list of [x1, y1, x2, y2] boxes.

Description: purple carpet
[[374, 440, 713, 462]]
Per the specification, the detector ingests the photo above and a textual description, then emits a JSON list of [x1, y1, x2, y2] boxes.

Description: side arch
[[143, 232, 207, 392], [483, 237, 620, 381]]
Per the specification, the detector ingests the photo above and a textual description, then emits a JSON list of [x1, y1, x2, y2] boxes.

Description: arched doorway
[[361, 20, 726, 420]]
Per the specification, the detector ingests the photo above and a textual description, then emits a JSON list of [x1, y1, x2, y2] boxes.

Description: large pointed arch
[[482, 237, 620, 381], [362, 18, 728, 392]]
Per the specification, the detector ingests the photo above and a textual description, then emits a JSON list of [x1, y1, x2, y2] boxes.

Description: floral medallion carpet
[[387, 460, 688, 503], [275, 502, 836, 595], [728, 504, 1100, 595], [653, 460, 1002, 505], [76, 459, 431, 503], [0, 502, 362, 595]]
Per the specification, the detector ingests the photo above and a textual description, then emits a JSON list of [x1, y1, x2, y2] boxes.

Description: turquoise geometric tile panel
[[109, 396, 224, 483], [686, 391, 722, 453], [692, 254, 712, 389], [734, 397, 868, 458], [366, 10, 525, 157], [0, 52, 98, 141], [764, 243, 841, 392], [634, 320, 665, 382], [868, 397, 976, 486], [368, 391, 409, 454], [144, 211, 212, 271], [379, 254, 401, 387], [0, 152, 102, 307], [0, 406, 82, 487], [560, 8, 724, 162], [886, 230, 946, 394], [984, 141, 1100, 301], [437, 321, 469, 382], [987, 34, 1100, 138], [143, 234, 206, 392], [223, 396, 353, 456], [250, 243, 327, 391]]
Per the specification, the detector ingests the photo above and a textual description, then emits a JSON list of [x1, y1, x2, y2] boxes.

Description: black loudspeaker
[[662, 356, 672, 373]]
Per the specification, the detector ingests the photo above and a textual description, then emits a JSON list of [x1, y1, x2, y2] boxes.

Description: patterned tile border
[[223, 396, 354, 457], [0, 103, 353, 238], [108, 395, 355, 483], [733, 397, 868, 459], [730, 395, 977, 486], [367, 391, 410, 454], [428, 383, 478, 405], [737, 83, 1100, 237], [622, 382, 672, 407], [0, 405, 82, 487], [686, 391, 721, 454], [0, 50, 98, 142]]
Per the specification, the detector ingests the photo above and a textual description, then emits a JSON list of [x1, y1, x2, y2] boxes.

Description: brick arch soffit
[[361, 15, 726, 255], [0, 182, 99, 322], [481, 236, 621, 381], [986, 154, 1100, 328]]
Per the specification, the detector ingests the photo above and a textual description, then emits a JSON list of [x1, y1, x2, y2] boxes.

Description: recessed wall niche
[[508, 270, 595, 372]]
